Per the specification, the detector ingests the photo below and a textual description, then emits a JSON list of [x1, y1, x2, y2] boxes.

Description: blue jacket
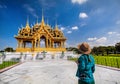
[[76, 54, 95, 82]]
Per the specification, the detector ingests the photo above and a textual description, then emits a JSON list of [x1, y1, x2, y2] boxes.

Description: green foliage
[[69, 57, 78, 61], [94, 55, 120, 68], [0, 61, 18, 69], [66, 47, 80, 54], [67, 42, 120, 55], [4, 47, 14, 52], [0, 50, 4, 52], [115, 42, 120, 52], [92, 46, 116, 56]]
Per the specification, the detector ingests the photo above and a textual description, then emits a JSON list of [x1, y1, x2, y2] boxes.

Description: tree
[[66, 47, 80, 54], [92, 46, 107, 56], [115, 42, 120, 52], [4, 47, 14, 52], [92, 47, 99, 56], [106, 46, 116, 55]]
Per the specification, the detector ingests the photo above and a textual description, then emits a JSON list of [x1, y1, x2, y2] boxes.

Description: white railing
[[0, 51, 79, 63]]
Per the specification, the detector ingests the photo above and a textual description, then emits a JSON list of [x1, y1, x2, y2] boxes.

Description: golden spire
[[55, 20, 59, 31], [36, 16, 39, 25], [25, 16, 30, 30], [26, 16, 29, 26], [41, 9, 45, 26], [46, 19, 49, 26]]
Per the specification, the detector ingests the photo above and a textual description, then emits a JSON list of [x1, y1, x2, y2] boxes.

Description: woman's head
[[78, 42, 91, 54]]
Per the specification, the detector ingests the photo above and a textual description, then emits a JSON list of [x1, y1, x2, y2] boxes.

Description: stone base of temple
[[16, 48, 66, 52]]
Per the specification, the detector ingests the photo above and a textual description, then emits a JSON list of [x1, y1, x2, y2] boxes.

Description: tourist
[[76, 42, 95, 84]]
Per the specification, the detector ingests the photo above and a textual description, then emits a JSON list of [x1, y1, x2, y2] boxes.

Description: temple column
[[63, 41, 64, 48], [59, 42, 61, 48], [35, 40, 36, 48], [20, 40, 21, 48], [36, 41, 37, 48], [53, 42, 54, 48], [32, 41, 34, 48], [46, 37, 48, 48], [30, 40, 33, 51], [60, 41, 62, 48], [23, 42, 26, 48], [38, 39, 40, 48], [17, 40, 20, 48], [63, 41, 65, 48], [52, 41, 54, 48], [58, 42, 59, 48], [49, 39, 51, 48], [20, 40, 23, 48], [37, 40, 39, 48]]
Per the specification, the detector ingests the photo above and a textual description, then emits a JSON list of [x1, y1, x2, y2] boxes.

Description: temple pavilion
[[14, 15, 66, 52]]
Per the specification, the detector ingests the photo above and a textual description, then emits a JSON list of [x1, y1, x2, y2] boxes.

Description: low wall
[[0, 51, 79, 62]]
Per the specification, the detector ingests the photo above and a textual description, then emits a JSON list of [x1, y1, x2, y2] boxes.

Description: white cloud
[[67, 31, 72, 34], [71, 0, 87, 4], [90, 8, 104, 16], [38, 0, 56, 9], [116, 20, 120, 24], [23, 4, 38, 18], [87, 31, 120, 47], [60, 27, 65, 31], [88, 37, 107, 47], [0, 5, 7, 8], [117, 34, 120, 36], [88, 37, 97, 41], [96, 37, 107, 43], [79, 12, 88, 19], [80, 23, 86, 27], [108, 32, 116, 35], [72, 26, 78, 30]]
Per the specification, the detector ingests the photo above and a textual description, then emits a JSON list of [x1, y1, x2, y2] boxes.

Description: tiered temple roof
[[14, 15, 66, 52]]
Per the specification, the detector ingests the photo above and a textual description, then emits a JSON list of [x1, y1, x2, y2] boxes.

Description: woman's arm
[[78, 56, 85, 71]]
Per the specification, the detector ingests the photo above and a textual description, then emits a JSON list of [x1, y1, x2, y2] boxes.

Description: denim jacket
[[76, 54, 95, 82]]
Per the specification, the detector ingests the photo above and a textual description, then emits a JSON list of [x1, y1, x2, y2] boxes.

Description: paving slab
[[0, 59, 120, 84]]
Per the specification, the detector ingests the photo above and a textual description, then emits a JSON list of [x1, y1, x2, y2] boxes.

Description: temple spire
[[55, 20, 59, 31], [55, 20, 58, 27], [26, 16, 29, 26], [25, 16, 30, 30], [46, 19, 49, 26], [36, 16, 39, 25], [41, 9, 45, 26]]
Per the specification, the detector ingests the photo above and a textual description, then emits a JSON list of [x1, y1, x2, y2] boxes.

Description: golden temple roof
[[15, 15, 66, 41]]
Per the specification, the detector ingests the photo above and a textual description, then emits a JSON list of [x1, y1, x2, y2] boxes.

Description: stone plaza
[[0, 52, 120, 84]]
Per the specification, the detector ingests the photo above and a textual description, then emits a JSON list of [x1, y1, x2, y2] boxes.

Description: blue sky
[[0, 0, 120, 50]]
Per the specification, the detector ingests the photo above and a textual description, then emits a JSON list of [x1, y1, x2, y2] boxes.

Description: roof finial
[[36, 16, 38, 25], [25, 15, 30, 30], [41, 9, 45, 26], [47, 19, 49, 25], [26, 15, 29, 26], [42, 9, 44, 22], [55, 20, 59, 31], [55, 20, 58, 28]]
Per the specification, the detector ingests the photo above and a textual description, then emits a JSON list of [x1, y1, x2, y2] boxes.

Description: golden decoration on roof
[[14, 13, 67, 52]]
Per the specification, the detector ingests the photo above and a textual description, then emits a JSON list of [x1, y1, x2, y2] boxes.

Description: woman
[[76, 42, 95, 84]]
